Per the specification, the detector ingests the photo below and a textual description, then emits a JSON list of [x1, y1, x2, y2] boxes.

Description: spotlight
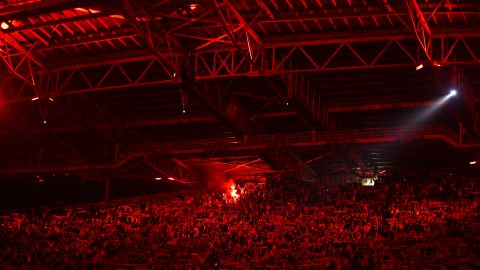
[[167, 177, 175, 181], [0, 22, 9, 30], [31, 97, 39, 101], [416, 64, 424, 71], [182, 109, 186, 114], [469, 161, 476, 165], [43, 120, 47, 124], [48, 97, 54, 102], [285, 101, 289, 106], [449, 90, 457, 96], [155, 177, 162, 180], [189, 4, 198, 10]]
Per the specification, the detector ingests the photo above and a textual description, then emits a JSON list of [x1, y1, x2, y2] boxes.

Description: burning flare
[[230, 184, 239, 201]]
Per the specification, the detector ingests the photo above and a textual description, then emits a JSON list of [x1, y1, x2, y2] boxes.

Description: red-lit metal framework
[[0, 125, 464, 175], [1, 0, 480, 179]]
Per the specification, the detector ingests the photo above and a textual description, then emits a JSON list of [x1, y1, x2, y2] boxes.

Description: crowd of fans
[[0, 176, 479, 269]]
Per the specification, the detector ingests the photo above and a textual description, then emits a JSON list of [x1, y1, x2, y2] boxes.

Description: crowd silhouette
[[0, 176, 479, 269]]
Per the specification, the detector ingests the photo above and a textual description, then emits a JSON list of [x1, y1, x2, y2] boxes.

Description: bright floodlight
[[413, 89, 458, 124]]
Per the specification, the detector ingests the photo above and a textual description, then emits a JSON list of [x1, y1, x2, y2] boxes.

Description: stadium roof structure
[[1, 0, 480, 182]]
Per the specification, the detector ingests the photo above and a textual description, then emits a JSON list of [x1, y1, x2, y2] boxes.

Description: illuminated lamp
[[449, 90, 457, 96], [416, 64, 423, 70], [469, 161, 476, 165], [167, 177, 175, 180], [155, 177, 162, 180], [190, 4, 198, 10], [0, 22, 9, 30]]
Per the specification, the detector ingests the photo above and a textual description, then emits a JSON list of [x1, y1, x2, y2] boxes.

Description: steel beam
[[325, 100, 435, 113], [406, 0, 433, 61], [212, 0, 318, 180], [0, 125, 465, 175]]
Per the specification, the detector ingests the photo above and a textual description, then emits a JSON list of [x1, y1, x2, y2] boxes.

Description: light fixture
[[416, 64, 424, 70], [167, 177, 175, 181], [182, 109, 186, 114], [31, 97, 39, 101], [449, 90, 457, 96], [189, 4, 198, 10], [48, 97, 54, 102], [43, 120, 47, 124], [74, 7, 100, 13], [469, 161, 476, 165], [155, 177, 162, 180], [1, 22, 9, 30]]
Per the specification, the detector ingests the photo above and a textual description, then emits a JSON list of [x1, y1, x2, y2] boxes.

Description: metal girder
[[2, 34, 480, 104], [406, 0, 433, 62], [212, 0, 318, 180], [56, 94, 196, 183], [325, 100, 435, 113], [3, 10, 120, 34], [451, 66, 479, 138], [183, 79, 256, 136], [254, 0, 274, 19], [0, 0, 76, 17], [260, 148, 317, 181], [278, 73, 323, 128], [0, 99, 438, 137], [142, 158, 196, 184], [57, 94, 148, 146], [0, 125, 465, 175], [0, 29, 91, 166], [0, 32, 46, 96], [123, 0, 180, 76]]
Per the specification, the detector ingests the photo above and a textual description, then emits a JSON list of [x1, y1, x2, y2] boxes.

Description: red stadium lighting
[[189, 4, 198, 10], [230, 184, 239, 201], [74, 7, 100, 13]]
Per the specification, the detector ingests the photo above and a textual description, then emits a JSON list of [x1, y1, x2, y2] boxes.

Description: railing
[[0, 125, 462, 174], [127, 125, 460, 154]]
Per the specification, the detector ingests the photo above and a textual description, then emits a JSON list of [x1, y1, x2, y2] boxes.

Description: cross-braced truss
[[1, 0, 480, 178]]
